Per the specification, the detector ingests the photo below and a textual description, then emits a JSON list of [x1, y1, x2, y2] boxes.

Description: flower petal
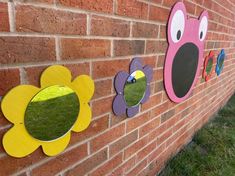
[[130, 58, 143, 73], [113, 94, 126, 116], [42, 132, 71, 156], [72, 103, 91, 132], [114, 71, 129, 93], [143, 65, 153, 83], [71, 75, 94, 102], [127, 106, 139, 117], [40, 65, 72, 88], [1, 85, 39, 124], [141, 85, 151, 103], [3, 124, 39, 158]]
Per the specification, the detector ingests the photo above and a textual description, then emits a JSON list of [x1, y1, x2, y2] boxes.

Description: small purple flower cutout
[[113, 58, 153, 117]]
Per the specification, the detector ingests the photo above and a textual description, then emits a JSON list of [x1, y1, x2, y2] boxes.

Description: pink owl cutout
[[164, 2, 208, 103]]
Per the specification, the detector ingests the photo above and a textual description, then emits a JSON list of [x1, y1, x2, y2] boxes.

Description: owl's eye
[[170, 10, 185, 43], [198, 16, 208, 41]]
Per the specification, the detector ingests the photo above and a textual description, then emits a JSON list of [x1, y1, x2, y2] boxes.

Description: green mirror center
[[124, 70, 147, 107], [24, 85, 80, 141], [206, 58, 213, 74]]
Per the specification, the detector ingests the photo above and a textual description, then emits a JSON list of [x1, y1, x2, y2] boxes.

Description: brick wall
[[0, 0, 234, 175]]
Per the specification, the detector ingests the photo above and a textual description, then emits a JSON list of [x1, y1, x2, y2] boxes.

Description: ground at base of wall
[[158, 93, 235, 176]]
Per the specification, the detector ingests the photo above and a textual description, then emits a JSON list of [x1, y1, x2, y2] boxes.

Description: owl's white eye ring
[[170, 10, 185, 43], [199, 16, 208, 41]]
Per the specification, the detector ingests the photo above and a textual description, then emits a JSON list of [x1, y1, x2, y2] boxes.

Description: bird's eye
[[199, 16, 208, 41], [170, 10, 185, 43]]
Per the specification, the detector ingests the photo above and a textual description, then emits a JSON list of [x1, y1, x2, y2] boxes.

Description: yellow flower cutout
[[1, 65, 94, 158]]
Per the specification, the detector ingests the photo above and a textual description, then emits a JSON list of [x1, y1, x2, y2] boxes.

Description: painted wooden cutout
[[113, 58, 153, 117], [215, 49, 225, 76], [164, 2, 208, 103], [1, 65, 94, 158], [203, 51, 214, 82]]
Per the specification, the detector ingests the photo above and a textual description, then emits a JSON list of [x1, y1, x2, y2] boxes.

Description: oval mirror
[[219, 55, 225, 69], [206, 57, 213, 74], [24, 85, 80, 141], [124, 70, 147, 107]]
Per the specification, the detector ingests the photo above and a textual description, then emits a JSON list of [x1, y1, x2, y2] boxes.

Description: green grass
[[159, 94, 235, 176], [24, 85, 79, 141], [124, 77, 147, 107]]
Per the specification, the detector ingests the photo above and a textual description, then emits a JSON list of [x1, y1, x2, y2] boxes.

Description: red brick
[[150, 0, 162, 3], [114, 40, 145, 56], [159, 25, 167, 39], [154, 81, 164, 93], [149, 6, 169, 22], [90, 123, 125, 152], [15, 172, 28, 176], [0, 128, 8, 154], [153, 68, 163, 82], [65, 63, 90, 78], [109, 130, 138, 157], [89, 153, 123, 176], [132, 22, 159, 38], [126, 159, 147, 176], [124, 136, 148, 160], [32, 143, 88, 176], [16, 0, 54, 3], [147, 144, 165, 163], [203, 0, 213, 9], [162, 0, 177, 7], [110, 113, 127, 126], [150, 102, 169, 118], [157, 55, 165, 68], [0, 68, 20, 96], [142, 93, 162, 111], [116, 0, 148, 19], [0, 111, 10, 127], [58, 0, 113, 13], [167, 125, 187, 147], [70, 114, 109, 145], [0, 37, 56, 64], [92, 59, 130, 79], [65, 148, 108, 176], [16, 5, 86, 35], [92, 96, 113, 117], [157, 128, 173, 145], [91, 15, 130, 37], [0, 149, 46, 175], [146, 40, 168, 54], [93, 79, 112, 99], [161, 109, 175, 123], [0, 3, 9, 31], [184, 1, 196, 15], [61, 39, 111, 60], [139, 117, 161, 137], [165, 113, 181, 129], [126, 112, 150, 133], [136, 141, 156, 162], [141, 56, 157, 68], [146, 121, 165, 144], [111, 156, 136, 175]]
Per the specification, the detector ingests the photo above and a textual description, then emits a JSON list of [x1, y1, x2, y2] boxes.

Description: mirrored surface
[[24, 85, 79, 141], [219, 55, 225, 69], [206, 57, 213, 74], [124, 70, 147, 107]]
